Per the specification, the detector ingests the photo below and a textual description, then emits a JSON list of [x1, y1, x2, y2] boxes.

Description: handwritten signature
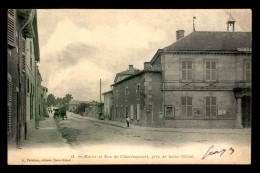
[[202, 145, 235, 160]]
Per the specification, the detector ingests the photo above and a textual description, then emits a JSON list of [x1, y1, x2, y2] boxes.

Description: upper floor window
[[181, 60, 193, 81], [181, 96, 192, 116], [8, 9, 15, 48], [137, 84, 141, 100], [205, 60, 217, 82], [205, 97, 217, 116], [244, 61, 251, 83], [125, 87, 129, 101]]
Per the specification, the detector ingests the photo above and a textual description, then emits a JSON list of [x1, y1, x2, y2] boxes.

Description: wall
[[25, 38, 36, 136], [113, 73, 145, 125], [159, 52, 251, 128], [164, 90, 237, 128], [103, 92, 113, 118], [162, 53, 252, 89], [113, 72, 163, 127]]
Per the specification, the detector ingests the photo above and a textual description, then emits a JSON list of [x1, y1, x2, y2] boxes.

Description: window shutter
[[245, 62, 251, 82], [205, 97, 210, 116], [8, 9, 15, 48], [7, 74, 12, 134]]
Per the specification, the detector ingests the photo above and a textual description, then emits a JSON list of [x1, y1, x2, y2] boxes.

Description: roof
[[78, 101, 91, 104], [164, 31, 251, 52], [68, 100, 79, 105], [114, 68, 140, 83], [102, 90, 113, 95], [227, 14, 235, 22], [111, 69, 161, 86]]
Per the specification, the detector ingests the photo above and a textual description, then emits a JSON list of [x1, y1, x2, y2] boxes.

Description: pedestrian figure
[[126, 115, 130, 127]]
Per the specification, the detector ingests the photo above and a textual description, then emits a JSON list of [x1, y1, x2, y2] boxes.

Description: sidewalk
[[21, 115, 68, 149], [69, 112, 251, 135]]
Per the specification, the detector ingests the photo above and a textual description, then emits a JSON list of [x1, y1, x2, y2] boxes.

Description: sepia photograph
[[7, 9, 252, 165]]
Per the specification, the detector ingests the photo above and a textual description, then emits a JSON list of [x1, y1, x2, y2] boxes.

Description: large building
[[149, 19, 251, 128], [110, 15, 251, 129], [7, 9, 43, 149]]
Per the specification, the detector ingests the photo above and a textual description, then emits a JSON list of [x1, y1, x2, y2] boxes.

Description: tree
[[62, 94, 73, 105], [47, 94, 55, 106]]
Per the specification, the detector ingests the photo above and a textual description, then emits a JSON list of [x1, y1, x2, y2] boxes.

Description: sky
[[36, 9, 252, 102]]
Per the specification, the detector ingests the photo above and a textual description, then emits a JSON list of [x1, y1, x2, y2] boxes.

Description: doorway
[[242, 96, 251, 128]]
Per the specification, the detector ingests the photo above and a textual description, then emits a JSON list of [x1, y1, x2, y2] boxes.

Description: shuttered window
[[8, 9, 15, 48], [21, 38, 26, 73], [205, 97, 217, 116], [137, 84, 141, 100], [7, 73, 12, 134], [125, 87, 129, 101], [205, 61, 217, 81], [181, 61, 193, 81], [30, 40, 33, 69], [244, 61, 251, 82], [181, 97, 192, 116]]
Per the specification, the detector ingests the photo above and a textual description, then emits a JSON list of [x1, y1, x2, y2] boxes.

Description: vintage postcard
[[7, 9, 252, 165]]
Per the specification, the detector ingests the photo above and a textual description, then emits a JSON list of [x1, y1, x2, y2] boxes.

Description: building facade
[[111, 63, 163, 127], [7, 9, 41, 149], [102, 90, 113, 119], [149, 29, 251, 128]]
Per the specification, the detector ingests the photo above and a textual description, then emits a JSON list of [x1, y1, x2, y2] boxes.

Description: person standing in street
[[126, 115, 130, 127]]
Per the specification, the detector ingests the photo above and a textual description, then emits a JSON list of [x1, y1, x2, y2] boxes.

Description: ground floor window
[[181, 96, 192, 116], [165, 106, 174, 117], [205, 96, 217, 116]]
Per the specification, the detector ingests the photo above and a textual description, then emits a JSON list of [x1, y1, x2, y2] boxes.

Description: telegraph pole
[[193, 16, 196, 32], [99, 79, 102, 119]]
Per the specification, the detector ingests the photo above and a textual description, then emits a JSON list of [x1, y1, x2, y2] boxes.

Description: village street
[[55, 111, 251, 149]]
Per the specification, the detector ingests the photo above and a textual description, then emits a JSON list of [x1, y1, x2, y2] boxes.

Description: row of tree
[[47, 93, 73, 108]]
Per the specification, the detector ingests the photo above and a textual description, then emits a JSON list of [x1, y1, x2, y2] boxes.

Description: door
[[242, 96, 251, 128], [137, 104, 140, 121], [130, 105, 134, 120], [146, 105, 152, 125]]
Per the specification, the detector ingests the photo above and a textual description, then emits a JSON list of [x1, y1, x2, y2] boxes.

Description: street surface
[[56, 111, 251, 149]]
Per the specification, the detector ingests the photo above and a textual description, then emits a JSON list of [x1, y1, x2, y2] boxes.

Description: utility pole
[[99, 79, 102, 119], [193, 16, 196, 32]]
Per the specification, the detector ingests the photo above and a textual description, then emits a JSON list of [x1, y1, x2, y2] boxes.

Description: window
[[205, 61, 217, 81], [8, 9, 15, 48], [205, 97, 217, 116], [21, 38, 26, 73], [181, 61, 193, 81], [115, 106, 118, 118], [130, 105, 134, 120], [7, 73, 12, 134], [181, 97, 192, 116], [137, 104, 140, 120], [244, 61, 251, 82], [27, 78, 29, 93], [137, 84, 141, 100], [165, 106, 174, 117], [120, 106, 123, 118], [125, 87, 129, 101], [125, 106, 128, 117]]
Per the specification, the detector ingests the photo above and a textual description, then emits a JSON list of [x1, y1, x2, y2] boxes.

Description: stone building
[[102, 90, 113, 119], [111, 63, 163, 127], [149, 19, 251, 128], [68, 100, 79, 112], [7, 9, 41, 149]]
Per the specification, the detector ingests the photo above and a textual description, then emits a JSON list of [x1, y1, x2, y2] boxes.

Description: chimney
[[144, 62, 151, 70], [129, 65, 134, 72], [176, 30, 185, 41]]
